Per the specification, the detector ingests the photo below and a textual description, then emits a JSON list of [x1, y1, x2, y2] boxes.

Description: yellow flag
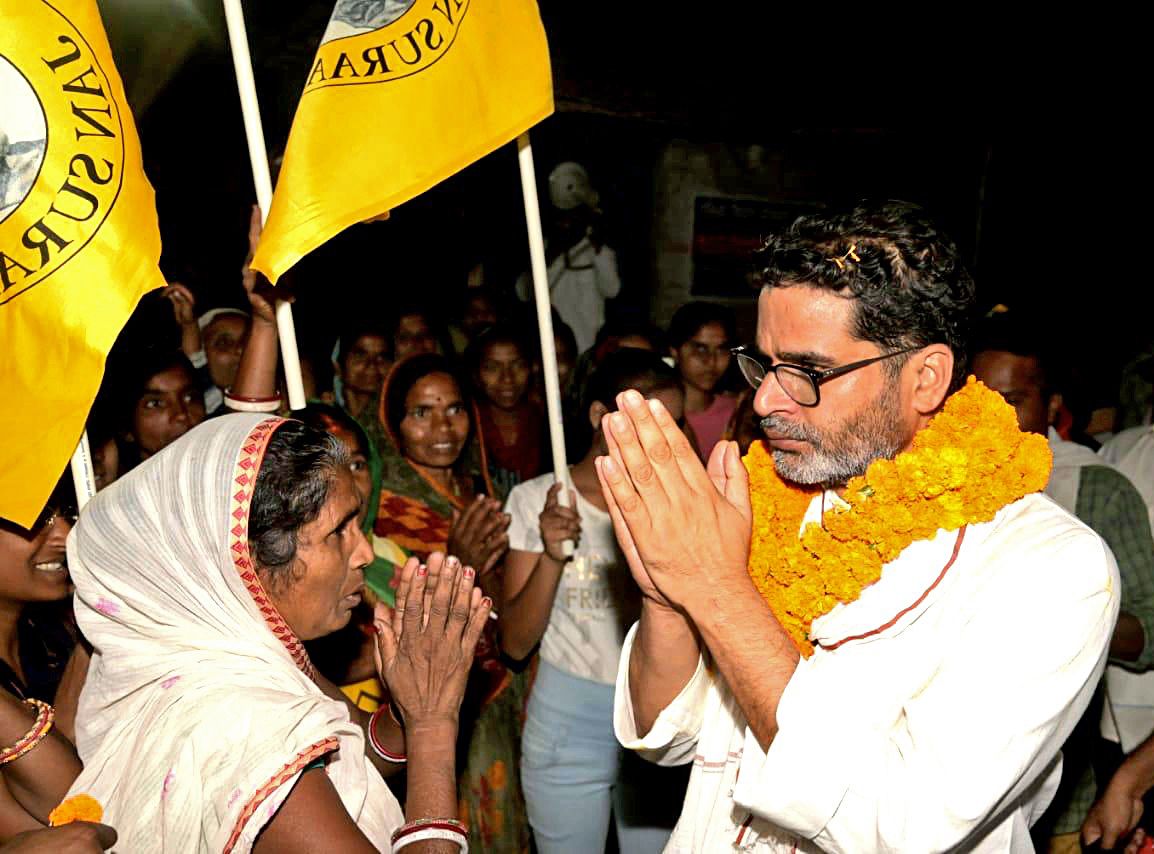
[[0, 0, 164, 527], [252, 0, 553, 282]]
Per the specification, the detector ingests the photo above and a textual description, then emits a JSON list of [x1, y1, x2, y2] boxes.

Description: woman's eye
[[447, 404, 465, 416], [408, 407, 429, 418], [143, 398, 164, 410], [350, 460, 367, 472]]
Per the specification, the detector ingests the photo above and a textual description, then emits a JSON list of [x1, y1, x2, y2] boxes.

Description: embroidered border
[[223, 736, 339, 854], [817, 526, 968, 652], [228, 418, 317, 679]]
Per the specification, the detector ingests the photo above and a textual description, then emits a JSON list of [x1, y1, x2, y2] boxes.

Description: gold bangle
[[0, 699, 55, 766]]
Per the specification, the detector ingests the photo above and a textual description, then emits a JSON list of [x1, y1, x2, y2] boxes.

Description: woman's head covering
[[66, 413, 401, 853]]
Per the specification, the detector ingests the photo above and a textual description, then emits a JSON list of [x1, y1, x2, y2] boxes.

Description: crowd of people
[[3, 189, 1154, 853]]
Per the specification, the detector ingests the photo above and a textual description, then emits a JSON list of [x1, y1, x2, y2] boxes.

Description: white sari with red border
[[66, 414, 402, 853]]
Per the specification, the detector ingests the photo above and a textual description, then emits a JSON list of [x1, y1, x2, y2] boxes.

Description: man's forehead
[[756, 286, 856, 355], [973, 350, 1044, 388]]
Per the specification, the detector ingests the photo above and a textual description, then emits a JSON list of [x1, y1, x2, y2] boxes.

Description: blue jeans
[[521, 660, 687, 853]]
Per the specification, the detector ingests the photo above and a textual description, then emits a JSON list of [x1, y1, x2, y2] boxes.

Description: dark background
[[103, 2, 1148, 403]]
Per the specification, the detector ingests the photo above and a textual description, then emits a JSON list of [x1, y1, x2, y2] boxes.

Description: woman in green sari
[[366, 353, 530, 854]]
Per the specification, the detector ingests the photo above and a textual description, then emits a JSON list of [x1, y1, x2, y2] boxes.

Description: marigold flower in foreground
[[48, 793, 103, 826]]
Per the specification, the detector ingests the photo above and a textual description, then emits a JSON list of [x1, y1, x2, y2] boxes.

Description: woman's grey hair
[[248, 420, 349, 586]]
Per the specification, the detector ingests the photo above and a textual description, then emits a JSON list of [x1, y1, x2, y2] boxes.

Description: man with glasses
[[595, 201, 1118, 851]]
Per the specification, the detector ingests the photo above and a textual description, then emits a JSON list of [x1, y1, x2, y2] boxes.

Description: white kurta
[[614, 493, 1119, 853]]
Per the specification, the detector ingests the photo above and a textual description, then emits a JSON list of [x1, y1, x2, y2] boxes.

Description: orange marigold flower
[[48, 794, 103, 827]]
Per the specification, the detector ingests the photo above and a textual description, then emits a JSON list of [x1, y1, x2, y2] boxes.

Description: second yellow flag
[[252, 0, 554, 282]]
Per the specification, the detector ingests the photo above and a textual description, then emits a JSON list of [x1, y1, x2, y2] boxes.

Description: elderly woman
[[65, 414, 490, 853]]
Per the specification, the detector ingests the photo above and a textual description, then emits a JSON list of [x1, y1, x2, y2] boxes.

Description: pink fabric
[[687, 395, 738, 462]]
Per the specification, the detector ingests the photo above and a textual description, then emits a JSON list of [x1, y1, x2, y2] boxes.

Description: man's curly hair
[[753, 200, 976, 392]]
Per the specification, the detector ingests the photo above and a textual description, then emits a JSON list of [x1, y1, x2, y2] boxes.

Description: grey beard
[[758, 383, 907, 488]]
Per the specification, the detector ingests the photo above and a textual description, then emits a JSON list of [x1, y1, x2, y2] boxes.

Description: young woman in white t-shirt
[[502, 349, 689, 854]]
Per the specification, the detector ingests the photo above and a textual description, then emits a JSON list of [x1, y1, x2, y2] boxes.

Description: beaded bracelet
[[367, 706, 406, 764], [0, 699, 55, 766], [391, 818, 468, 853]]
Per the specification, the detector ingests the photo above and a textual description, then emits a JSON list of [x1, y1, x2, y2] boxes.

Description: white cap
[[197, 307, 249, 331], [548, 161, 600, 212]]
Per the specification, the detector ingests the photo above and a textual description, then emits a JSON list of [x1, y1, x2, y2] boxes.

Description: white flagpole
[[516, 132, 573, 555], [70, 432, 96, 509], [221, 0, 307, 410]]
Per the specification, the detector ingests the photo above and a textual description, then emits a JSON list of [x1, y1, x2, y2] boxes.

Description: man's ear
[[589, 401, 609, 432], [1047, 392, 1064, 427], [909, 344, 955, 416]]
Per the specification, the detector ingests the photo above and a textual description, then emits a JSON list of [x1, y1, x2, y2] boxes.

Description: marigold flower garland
[[743, 377, 1053, 656]]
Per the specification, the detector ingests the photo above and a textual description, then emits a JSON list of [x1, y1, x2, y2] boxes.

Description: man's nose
[[753, 370, 794, 416]]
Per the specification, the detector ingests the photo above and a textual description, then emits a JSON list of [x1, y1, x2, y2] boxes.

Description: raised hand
[[373, 552, 491, 727], [447, 496, 510, 586], [240, 204, 279, 326], [594, 390, 753, 611], [162, 282, 197, 327]]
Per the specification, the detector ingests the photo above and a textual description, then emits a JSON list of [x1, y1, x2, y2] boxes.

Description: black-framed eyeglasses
[[730, 345, 921, 407]]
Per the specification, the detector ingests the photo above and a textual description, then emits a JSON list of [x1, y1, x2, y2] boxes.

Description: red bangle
[[0, 699, 54, 766], [368, 706, 406, 763]]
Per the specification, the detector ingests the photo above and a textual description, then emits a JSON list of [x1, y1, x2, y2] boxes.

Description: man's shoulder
[[974, 493, 1115, 590], [1078, 464, 1144, 505]]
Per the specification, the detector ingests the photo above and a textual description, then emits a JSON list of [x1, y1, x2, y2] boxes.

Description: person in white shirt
[[516, 162, 621, 354], [502, 349, 688, 853], [594, 201, 1119, 853]]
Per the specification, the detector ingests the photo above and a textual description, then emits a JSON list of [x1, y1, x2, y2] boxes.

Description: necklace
[[744, 378, 1053, 656]]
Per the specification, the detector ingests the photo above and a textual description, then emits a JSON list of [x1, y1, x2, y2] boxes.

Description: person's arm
[[0, 821, 117, 852], [0, 778, 42, 844], [500, 482, 580, 661], [228, 205, 282, 406], [591, 243, 621, 299], [1084, 729, 1154, 849], [162, 283, 202, 361], [1084, 468, 1154, 665], [0, 693, 82, 823], [251, 769, 378, 854], [596, 392, 796, 747]]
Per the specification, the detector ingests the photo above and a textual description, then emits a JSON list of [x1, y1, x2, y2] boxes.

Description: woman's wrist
[[403, 717, 458, 756]]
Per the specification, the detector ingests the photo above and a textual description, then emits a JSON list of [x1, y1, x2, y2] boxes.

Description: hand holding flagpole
[[517, 133, 574, 557], [221, 0, 306, 410]]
